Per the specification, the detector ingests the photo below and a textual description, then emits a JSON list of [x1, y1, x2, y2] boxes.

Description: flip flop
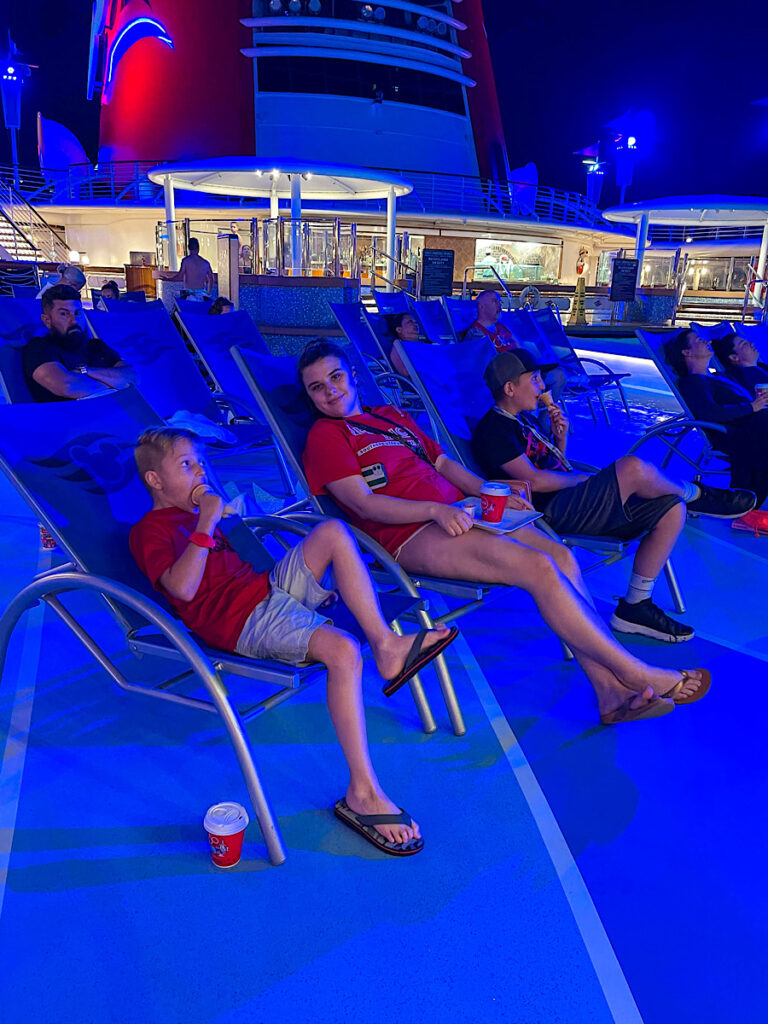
[[659, 669, 712, 705], [334, 798, 424, 857], [382, 626, 459, 697], [600, 695, 675, 726]]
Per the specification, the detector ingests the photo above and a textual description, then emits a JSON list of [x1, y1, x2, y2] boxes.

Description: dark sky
[[2, 0, 768, 205]]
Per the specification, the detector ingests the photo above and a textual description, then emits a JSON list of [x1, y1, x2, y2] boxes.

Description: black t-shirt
[[22, 331, 122, 403], [726, 363, 768, 399], [471, 407, 570, 511]]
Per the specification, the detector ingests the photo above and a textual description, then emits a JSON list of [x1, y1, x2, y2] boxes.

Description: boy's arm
[[158, 493, 223, 602], [499, 453, 589, 493]]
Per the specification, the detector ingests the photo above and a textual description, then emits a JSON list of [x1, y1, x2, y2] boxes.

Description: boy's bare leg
[[631, 503, 686, 579], [300, 519, 449, 681], [307, 624, 420, 845], [398, 525, 705, 709]]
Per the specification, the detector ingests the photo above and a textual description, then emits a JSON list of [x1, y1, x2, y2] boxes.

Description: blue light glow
[[105, 17, 174, 89]]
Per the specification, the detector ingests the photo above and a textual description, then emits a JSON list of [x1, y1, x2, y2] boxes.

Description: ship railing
[[0, 176, 70, 263]]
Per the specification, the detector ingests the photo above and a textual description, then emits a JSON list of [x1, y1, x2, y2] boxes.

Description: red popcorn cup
[[203, 802, 249, 868], [480, 482, 511, 523]]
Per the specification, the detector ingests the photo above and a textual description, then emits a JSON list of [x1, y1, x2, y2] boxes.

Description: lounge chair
[[412, 299, 458, 343], [102, 297, 164, 312], [689, 321, 735, 341], [0, 296, 47, 402], [230, 342, 551, 737], [373, 289, 412, 315], [328, 300, 391, 372], [0, 387, 426, 866], [394, 336, 686, 610]]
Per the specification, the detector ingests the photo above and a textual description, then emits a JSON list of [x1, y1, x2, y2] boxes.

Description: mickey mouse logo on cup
[[479, 482, 511, 523], [203, 802, 249, 868]]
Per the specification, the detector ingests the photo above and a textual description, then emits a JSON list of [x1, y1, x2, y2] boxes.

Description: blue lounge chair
[[102, 296, 164, 312], [328, 300, 390, 371], [733, 321, 768, 359], [175, 296, 215, 316], [0, 387, 425, 866], [175, 309, 271, 396], [689, 321, 735, 341], [373, 289, 412, 315], [394, 336, 685, 609], [0, 296, 46, 402], [440, 296, 479, 339], [10, 284, 39, 299], [412, 299, 457, 343]]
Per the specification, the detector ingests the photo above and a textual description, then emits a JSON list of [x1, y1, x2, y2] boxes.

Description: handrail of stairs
[[0, 177, 70, 263]]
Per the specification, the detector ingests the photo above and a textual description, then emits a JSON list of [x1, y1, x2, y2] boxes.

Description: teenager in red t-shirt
[[129, 427, 459, 856], [299, 340, 712, 724]]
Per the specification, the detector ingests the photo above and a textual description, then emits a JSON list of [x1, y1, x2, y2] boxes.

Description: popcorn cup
[[480, 482, 511, 523], [203, 802, 249, 868]]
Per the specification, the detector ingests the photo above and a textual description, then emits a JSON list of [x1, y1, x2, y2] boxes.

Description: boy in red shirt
[[129, 427, 457, 856]]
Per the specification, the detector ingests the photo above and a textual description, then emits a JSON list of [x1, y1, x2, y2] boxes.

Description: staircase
[[675, 292, 748, 328], [0, 178, 69, 264]]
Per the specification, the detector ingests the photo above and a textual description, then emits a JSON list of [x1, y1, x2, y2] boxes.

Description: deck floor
[[1, 371, 766, 1024]]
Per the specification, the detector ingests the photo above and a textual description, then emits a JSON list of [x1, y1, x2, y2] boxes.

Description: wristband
[[189, 531, 214, 549]]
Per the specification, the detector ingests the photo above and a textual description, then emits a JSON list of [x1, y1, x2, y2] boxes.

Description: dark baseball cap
[[483, 348, 558, 393]]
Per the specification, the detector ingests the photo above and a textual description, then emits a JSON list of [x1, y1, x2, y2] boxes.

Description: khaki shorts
[[234, 542, 333, 664]]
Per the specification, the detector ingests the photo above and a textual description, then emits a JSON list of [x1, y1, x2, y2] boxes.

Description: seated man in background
[[300, 338, 712, 725], [664, 329, 768, 527], [385, 311, 423, 376], [208, 297, 234, 315], [177, 237, 214, 299], [462, 289, 566, 407], [36, 262, 87, 299], [711, 332, 768, 398], [130, 427, 458, 856], [471, 350, 754, 642], [22, 284, 136, 402]]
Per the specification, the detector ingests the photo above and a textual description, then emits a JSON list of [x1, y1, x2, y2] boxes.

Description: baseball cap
[[483, 348, 558, 393]]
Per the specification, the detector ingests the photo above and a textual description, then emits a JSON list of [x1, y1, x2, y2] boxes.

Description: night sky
[[2, 0, 768, 205]]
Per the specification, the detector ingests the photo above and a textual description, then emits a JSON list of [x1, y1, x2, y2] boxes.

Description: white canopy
[[604, 195, 768, 226]]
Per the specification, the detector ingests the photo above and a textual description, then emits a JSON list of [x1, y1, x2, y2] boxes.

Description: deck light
[[686, 235, 693, 243], [269, 0, 282, 10], [308, 0, 321, 9], [68, 250, 80, 262]]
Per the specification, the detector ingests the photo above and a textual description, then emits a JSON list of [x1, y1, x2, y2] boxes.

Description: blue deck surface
[[1, 371, 766, 1023]]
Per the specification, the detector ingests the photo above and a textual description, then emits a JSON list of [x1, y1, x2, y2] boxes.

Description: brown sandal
[[600, 695, 675, 726], [660, 669, 712, 705]]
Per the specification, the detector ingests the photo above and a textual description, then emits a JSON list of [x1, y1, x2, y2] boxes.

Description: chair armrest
[[213, 391, 266, 422], [578, 357, 630, 380], [625, 418, 727, 455]]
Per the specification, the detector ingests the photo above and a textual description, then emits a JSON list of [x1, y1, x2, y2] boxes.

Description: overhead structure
[[604, 195, 768, 290], [148, 157, 413, 283]]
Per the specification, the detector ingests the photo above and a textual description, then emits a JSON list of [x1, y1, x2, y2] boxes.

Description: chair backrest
[[102, 297, 164, 312], [85, 307, 221, 421], [10, 285, 38, 299], [0, 387, 277, 633], [0, 343, 35, 403], [373, 289, 411, 315], [328, 300, 389, 365], [497, 308, 561, 367], [231, 341, 386, 517], [634, 328, 691, 412], [394, 337, 496, 472], [441, 296, 478, 338], [529, 308, 584, 377], [176, 309, 269, 399], [0, 297, 45, 402], [733, 321, 768, 358], [412, 299, 456, 343], [690, 321, 735, 341]]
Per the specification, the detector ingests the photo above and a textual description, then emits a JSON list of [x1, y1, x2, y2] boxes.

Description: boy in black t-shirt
[[471, 350, 755, 642], [22, 284, 136, 402]]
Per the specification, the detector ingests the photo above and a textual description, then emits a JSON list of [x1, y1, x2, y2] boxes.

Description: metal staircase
[[0, 178, 69, 263]]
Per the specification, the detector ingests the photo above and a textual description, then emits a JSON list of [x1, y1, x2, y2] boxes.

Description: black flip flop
[[334, 798, 424, 856], [382, 626, 459, 697]]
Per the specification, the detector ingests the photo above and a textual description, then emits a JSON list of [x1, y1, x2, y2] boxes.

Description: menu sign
[[609, 258, 639, 303], [421, 249, 455, 296]]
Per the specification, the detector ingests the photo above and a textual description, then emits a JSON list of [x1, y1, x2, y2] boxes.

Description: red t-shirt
[[129, 506, 270, 652], [303, 406, 464, 555], [466, 320, 519, 354]]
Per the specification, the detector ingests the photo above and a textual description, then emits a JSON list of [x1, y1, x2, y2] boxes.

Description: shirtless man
[[177, 238, 214, 298]]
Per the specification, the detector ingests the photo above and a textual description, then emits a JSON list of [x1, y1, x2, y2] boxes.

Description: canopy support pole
[[386, 186, 397, 292], [163, 175, 178, 271], [290, 174, 302, 276], [635, 212, 649, 287], [755, 218, 768, 305]]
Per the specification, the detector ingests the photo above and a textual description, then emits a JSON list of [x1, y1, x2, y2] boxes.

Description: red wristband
[[189, 532, 214, 549]]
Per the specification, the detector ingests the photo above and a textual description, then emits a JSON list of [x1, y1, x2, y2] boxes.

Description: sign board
[[421, 249, 455, 296], [609, 258, 638, 303]]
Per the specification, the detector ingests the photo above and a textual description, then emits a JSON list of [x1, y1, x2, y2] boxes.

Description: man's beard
[[51, 325, 86, 352]]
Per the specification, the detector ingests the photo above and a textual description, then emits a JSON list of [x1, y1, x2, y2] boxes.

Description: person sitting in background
[[100, 280, 120, 304], [664, 329, 768, 530], [22, 284, 136, 402], [208, 297, 234, 315], [384, 312, 423, 375], [177, 237, 214, 299], [471, 349, 755, 642], [462, 289, 566, 407], [299, 338, 712, 725], [36, 263, 87, 299], [130, 427, 459, 856], [711, 332, 768, 398]]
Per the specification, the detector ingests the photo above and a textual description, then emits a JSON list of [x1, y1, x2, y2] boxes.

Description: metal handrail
[[461, 264, 514, 308], [0, 177, 70, 263], [367, 241, 419, 295], [743, 262, 767, 324]]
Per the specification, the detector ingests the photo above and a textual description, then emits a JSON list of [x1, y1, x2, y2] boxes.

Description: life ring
[[519, 285, 543, 310]]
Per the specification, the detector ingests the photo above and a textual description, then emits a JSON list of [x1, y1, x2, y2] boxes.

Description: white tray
[[455, 498, 541, 534]]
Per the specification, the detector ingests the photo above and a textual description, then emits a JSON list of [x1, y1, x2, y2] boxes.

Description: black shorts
[[538, 464, 682, 541]]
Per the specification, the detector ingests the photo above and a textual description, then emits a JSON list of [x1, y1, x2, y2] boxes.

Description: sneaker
[[732, 508, 768, 535], [686, 484, 757, 519], [610, 598, 695, 643]]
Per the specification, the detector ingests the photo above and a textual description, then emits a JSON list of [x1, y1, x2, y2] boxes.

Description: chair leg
[[663, 559, 686, 614], [416, 608, 466, 736], [273, 443, 297, 498], [618, 382, 631, 418], [586, 394, 598, 423], [596, 389, 610, 426], [392, 619, 437, 734]]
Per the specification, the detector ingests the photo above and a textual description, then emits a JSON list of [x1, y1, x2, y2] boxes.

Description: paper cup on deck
[[480, 482, 511, 523], [204, 802, 249, 868]]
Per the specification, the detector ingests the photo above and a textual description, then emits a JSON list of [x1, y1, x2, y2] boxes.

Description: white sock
[[625, 572, 656, 605], [680, 481, 701, 503]]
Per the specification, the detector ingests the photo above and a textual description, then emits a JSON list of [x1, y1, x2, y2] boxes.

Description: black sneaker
[[687, 484, 757, 519], [610, 598, 695, 643]]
